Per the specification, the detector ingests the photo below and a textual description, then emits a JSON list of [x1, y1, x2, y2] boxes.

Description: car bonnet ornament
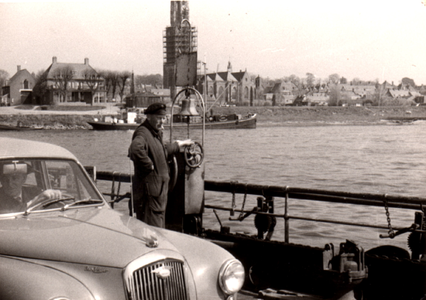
[[152, 265, 172, 280], [143, 227, 159, 248]]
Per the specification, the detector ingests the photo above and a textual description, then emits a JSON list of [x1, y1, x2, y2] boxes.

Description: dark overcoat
[[128, 120, 179, 226]]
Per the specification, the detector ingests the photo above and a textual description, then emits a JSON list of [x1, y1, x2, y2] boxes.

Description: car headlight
[[218, 259, 245, 295]]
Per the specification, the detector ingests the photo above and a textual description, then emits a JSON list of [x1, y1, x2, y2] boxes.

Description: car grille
[[126, 259, 188, 300]]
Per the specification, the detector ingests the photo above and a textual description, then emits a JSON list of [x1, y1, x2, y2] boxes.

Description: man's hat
[[144, 103, 167, 115]]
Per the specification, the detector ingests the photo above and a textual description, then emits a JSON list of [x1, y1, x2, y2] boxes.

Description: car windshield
[[0, 159, 104, 214]]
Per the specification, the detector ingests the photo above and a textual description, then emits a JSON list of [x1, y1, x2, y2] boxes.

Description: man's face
[[147, 114, 167, 130], [0, 173, 27, 197]]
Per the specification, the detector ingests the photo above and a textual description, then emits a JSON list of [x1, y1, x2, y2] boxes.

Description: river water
[[2, 121, 426, 252]]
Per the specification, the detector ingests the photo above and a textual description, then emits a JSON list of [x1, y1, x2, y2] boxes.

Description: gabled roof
[[352, 85, 376, 92], [217, 71, 238, 82], [281, 82, 295, 91], [206, 73, 225, 82], [263, 86, 274, 93], [271, 82, 281, 93], [44, 60, 97, 80], [231, 71, 246, 82], [206, 73, 218, 81], [8, 69, 34, 85], [387, 89, 411, 98]]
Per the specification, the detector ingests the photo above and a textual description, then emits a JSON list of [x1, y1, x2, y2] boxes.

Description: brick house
[[1, 66, 36, 106], [262, 81, 299, 106], [33, 57, 105, 105]]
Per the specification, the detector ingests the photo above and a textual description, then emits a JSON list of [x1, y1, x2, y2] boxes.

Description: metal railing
[[88, 168, 426, 243]]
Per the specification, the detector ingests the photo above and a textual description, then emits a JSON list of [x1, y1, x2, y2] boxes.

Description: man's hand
[[27, 189, 62, 207], [38, 189, 62, 201]]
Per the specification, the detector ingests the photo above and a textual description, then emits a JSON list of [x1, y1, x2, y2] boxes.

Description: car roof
[[0, 137, 78, 160]]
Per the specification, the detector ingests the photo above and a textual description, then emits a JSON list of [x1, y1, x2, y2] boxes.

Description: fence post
[[284, 187, 289, 243]]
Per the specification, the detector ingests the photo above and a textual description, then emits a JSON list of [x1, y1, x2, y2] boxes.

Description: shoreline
[[0, 105, 425, 130]]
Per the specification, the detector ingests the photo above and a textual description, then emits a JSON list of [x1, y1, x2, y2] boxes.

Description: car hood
[[0, 206, 179, 268]]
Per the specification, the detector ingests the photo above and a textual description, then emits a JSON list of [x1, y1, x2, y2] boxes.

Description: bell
[[178, 98, 199, 116]]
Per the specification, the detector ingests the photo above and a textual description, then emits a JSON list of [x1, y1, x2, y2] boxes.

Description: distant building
[[150, 88, 171, 102], [33, 57, 105, 105], [307, 92, 329, 106], [125, 91, 162, 108], [1, 66, 36, 106], [196, 62, 257, 106]]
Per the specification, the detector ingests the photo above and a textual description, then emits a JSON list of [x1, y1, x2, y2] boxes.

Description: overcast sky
[[1, 0, 425, 85]]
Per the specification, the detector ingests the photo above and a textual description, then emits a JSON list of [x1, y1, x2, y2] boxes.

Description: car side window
[[45, 160, 98, 200], [46, 161, 73, 191]]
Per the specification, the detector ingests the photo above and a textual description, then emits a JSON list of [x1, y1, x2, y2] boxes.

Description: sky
[[1, 0, 426, 85]]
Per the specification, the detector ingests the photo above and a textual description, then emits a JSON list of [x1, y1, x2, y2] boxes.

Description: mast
[[130, 71, 135, 95]]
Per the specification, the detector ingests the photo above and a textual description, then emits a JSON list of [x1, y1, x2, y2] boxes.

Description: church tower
[[163, 1, 198, 98], [227, 61, 232, 73]]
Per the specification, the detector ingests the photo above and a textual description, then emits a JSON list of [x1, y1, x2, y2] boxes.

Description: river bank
[[0, 104, 425, 129], [214, 105, 426, 125]]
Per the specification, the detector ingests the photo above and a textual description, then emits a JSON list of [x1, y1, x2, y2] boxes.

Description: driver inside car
[[0, 161, 62, 213]]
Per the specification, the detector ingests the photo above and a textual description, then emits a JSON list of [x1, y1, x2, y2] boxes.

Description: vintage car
[[0, 137, 244, 300]]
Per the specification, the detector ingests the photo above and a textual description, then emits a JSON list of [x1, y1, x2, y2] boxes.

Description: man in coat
[[128, 103, 192, 228]]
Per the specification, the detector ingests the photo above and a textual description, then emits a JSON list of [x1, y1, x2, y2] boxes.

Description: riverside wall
[[1, 105, 426, 129]]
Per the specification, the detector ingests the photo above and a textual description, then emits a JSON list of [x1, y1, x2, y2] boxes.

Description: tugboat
[[87, 108, 257, 130]]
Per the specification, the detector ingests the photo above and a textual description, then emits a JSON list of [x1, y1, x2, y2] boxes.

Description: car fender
[[0, 256, 95, 300], [160, 228, 240, 297]]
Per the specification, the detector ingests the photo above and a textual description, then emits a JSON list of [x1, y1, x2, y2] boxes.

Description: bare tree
[[32, 69, 49, 104], [0, 69, 9, 88], [401, 77, 415, 87], [97, 70, 110, 101], [328, 73, 340, 84], [135, 74, 163, 87], [285, 74, 306, 97], [51, 66, 74, 103], [351, 78, 361, 85], [82, 69, 102, 105], [110, 72, 120, 101], [373, 81, 388, 106], [118, 71, 131, 102], [305, 73, 316, 90], [286, 74, 301, 86], [99, 70, 120, 101], [328, 83, 341, 106]]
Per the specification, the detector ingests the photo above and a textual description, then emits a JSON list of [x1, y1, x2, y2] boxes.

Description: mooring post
[[284, 187, 289, 243]]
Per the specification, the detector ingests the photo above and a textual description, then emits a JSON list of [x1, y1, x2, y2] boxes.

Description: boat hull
[[205, 230, 364, 299], [87, 114, 257, 130], [0, 124, 43, 131]]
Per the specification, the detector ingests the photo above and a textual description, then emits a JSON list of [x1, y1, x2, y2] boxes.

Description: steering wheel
[[184, 142, 204, 168]]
